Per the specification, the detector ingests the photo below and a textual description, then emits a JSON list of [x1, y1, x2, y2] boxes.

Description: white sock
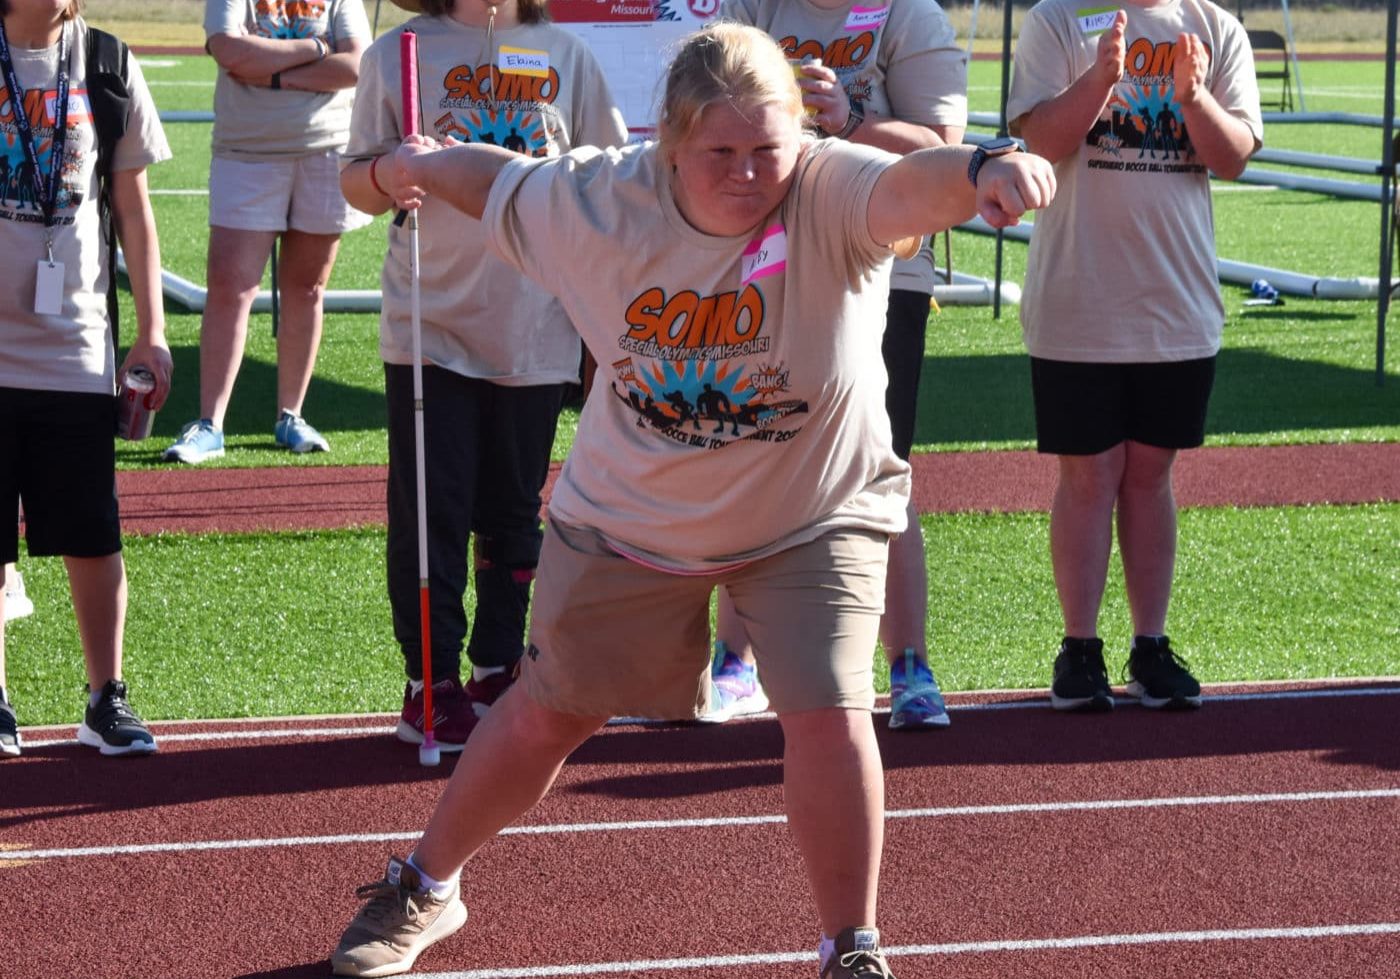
[[406, 853, 459, 899], [818, 934, 836, 971], [472, 664, 507, 681], [409, 679, 425, 696]]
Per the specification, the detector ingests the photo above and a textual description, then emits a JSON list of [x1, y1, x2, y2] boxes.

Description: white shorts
[[209, 150, 372, 235]]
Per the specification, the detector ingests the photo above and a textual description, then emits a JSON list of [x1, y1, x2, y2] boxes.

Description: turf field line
[[8, 787, 1397, 864], [399, 922, 1400, 977], [21, 725, 392, 749], [19, 683, 1400, 748], [149, 188, 209, 195]]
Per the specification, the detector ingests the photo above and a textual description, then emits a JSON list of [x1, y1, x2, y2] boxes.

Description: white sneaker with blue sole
[[163, 419, 225, 464]]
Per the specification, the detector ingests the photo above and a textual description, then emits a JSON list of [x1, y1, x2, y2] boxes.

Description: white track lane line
[[6, 787, 1397, 864], [401, 922, 1400, 978], [19, 683, 1400, 750]]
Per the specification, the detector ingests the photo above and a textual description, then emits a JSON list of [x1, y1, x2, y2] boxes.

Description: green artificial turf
[[8, 55, 1396, 726], [6, 503, 1397, 725]]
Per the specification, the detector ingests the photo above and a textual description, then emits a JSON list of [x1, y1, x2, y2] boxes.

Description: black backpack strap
[[84, 26, 131, 351]]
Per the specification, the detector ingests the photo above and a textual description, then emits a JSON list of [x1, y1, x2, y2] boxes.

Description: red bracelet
[[368, 155, 388, 197]]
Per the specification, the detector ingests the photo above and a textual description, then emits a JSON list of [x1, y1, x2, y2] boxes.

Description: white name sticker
[[498, 46, 550, 78], [741, 224, 788, 286], [45, 90, 93, 124], [1076, 6, 1119, 35], [34, 259, 65, 316], [845, 5, 890, 32]]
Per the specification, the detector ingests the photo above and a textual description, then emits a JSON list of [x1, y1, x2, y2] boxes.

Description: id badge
[[34, 259, 65, 315]]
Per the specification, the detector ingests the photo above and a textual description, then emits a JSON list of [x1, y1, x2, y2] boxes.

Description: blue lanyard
[[0, 18, 71, 238]]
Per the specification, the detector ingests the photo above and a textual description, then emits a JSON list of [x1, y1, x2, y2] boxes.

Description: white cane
[[399, 28, 439, 767]]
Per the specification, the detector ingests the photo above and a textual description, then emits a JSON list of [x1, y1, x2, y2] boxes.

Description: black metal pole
[[1378, 0, 1396, 386], [993, 0, 1014, 320]]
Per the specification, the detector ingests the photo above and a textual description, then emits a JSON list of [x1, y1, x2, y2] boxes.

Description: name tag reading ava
[[845, 5, 890, 32], [498, 46, 550, 77], [741, 224, 788, 286], [1076, 6, 1120, 35]]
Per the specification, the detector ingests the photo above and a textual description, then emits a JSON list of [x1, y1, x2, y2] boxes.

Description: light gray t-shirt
[[483, 139, 912, 569], [1007, 0, 1262, 362], [719, 0, 967, 294], [0, 19, 171, 395], [344, 16, 627, 384], [205, 0, 370, 160]]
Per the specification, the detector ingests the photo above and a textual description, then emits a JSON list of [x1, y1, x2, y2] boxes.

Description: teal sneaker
[[888, 649, 950, 730], [274, 409, 330, 454], [698, 642, 769, 723], [163, 419, 225, 464]]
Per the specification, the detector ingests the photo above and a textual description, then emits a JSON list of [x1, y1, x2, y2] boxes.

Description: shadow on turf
[[5, 684, 1397, 826], [115, 340, 385, 462], [917, 347, 1399, 446]]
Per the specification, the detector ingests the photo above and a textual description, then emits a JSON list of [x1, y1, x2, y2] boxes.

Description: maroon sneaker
[[463, 669, 516, 721], [395, 678, 477, 752]]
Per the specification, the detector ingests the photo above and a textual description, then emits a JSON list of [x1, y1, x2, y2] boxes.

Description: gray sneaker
[[274, 409, 330, 453], [332, 856, 468, 977], [822, 927, 897, 979]]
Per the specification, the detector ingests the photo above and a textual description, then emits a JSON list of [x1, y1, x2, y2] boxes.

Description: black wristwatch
[[967, 136, 1020, 187], [823, 101, 864, 140]]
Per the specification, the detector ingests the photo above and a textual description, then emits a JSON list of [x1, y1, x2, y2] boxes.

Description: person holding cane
[[330, 23, 1053, 978], [339, 0, 626, 754]]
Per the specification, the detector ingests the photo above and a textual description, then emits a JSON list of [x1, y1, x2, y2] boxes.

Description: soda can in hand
[[116, 366, 157, 441]]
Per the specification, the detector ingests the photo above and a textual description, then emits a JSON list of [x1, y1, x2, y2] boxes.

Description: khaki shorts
[[209, 150, 372, 235], [522, 520, 889, 719]]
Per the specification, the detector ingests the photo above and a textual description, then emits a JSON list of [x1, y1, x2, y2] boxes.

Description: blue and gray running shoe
[[274, 409, 330, 454], [889, 649, 950, 730], [163, 418, 225, 464]]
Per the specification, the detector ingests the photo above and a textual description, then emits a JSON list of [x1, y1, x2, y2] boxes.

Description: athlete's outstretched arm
[[867, 144, 1056, 243]]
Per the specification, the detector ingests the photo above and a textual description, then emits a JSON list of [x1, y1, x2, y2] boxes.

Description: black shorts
[[1029, 356, 1217, 456], [0, 386, 122, 563], [881, 289, 930, 461]]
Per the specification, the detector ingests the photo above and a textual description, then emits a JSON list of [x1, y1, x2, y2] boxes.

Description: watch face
[[983, 136, 1019, 155]]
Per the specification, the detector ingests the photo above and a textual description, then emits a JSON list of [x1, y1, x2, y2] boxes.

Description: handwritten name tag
[[498, 46, 550, 77], [845, 5, 890, 32], [741, 224, 788, 285], [43, 90, 92, 124], [1076, 6, 1119, 35]]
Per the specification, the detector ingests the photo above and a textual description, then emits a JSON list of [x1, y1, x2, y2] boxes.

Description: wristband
[[369, 155, 388, 197], [821, 101, 864, 140], [314, 37, 328, 60], [270, 71, 282, 90]]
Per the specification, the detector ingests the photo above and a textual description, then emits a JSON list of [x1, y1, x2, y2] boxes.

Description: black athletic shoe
[[77, 680, 157, 756], [1126, 636, 1202, 710], [1050, 637, 1114, 712], [0, 695, 19, 757]]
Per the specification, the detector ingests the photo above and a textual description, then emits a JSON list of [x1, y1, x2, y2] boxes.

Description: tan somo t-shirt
[[205, 0, 371, 160], [719, 0, 967, 294], [344, 16, 627, 384], [1007, 0, 1262, 362], [482, 139, 912, 570], [0, 19, 170, 395]]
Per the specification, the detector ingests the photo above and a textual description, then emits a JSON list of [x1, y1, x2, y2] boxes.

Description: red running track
[[111, 443, 1400, 536], [4, 680, 1398, 978]]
